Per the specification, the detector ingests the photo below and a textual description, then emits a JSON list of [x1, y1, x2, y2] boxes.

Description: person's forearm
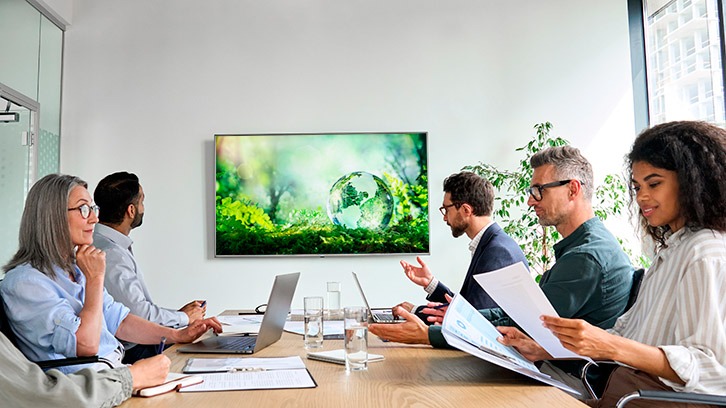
[[609, 336, 683, 384], [115, 314, 176, 345], [76, 278, 105, 356]]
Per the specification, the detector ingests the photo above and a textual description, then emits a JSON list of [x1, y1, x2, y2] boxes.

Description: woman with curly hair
[[498, 121, 726, 407]]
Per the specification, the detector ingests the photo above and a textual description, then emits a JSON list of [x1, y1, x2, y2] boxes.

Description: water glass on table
[[327, 281, 342, 319], [304, 296, 324, 349], [344, 306, 368, 371]]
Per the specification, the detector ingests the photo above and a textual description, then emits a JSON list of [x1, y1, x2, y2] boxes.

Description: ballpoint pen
[[157, 336, 166, 355], [429, 303, 450, 310]]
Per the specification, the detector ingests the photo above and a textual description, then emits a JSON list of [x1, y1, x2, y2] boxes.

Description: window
[[629, 0, 726, 128]]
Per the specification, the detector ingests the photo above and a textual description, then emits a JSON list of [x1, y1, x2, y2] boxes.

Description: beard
[[131, 212, 144, 229], [536, 211, 565, 228], [449, 220, 468, 238]]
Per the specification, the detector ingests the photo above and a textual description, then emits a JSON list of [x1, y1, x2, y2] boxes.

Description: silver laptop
[[178, 272, 300, 354], [351, 271, 405, 324]]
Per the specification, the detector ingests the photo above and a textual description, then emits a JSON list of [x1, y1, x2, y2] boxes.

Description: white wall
[[61, 0, 636, 316]]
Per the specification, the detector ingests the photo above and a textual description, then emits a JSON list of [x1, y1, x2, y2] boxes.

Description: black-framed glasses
[[439, 202, 461, 216], [67, 204, 100, 219], [526, 180, 572, 201]]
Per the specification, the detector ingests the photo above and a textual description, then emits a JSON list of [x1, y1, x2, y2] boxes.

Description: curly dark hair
[[443, 171, 494, 216], [627, 121, 726, 247]]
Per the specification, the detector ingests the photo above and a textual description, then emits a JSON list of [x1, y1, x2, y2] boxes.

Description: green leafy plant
[[464, 122, 647, 276]]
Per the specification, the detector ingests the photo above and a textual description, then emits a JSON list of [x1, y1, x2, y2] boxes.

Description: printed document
[[179, 356, 316, 391], [442, 293, 580, 395], [473, 262, 591, 361], [179, 369, 316, 392], [183, 356, 306, 373]]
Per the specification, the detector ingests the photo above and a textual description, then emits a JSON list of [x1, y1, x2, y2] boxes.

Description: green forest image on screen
[[215, 133, 429, 255]]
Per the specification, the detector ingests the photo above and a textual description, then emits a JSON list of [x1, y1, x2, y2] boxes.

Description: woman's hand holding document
[[441, 294, 580, 395], [472, 262, 593, 362]]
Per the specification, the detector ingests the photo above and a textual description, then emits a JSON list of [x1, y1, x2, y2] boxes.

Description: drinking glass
[[344, 306, 368, 371], [304, 296, 324, 349], [327, 281, 342, 319]]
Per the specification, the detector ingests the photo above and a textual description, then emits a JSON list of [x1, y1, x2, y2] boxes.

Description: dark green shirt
[[429, 217, 633, 349]]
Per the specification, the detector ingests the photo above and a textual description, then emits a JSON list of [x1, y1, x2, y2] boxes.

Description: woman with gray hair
[[1, 174, 221, 375]]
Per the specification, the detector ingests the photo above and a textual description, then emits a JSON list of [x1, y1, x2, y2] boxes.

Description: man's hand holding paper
[[473, 262, 593, 362]]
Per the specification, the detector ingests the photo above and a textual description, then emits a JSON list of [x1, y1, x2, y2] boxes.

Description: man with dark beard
[[391, 171, 528, 318], [371, 147, 633, 395], [93, 172, 205, 363]]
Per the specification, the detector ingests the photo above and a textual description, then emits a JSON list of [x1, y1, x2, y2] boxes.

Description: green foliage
[[464, 122, 647, 275], [215, 177, 431, 255], [216, 217, 429, 255], [216, 196, 274, 231], [384, 172, 429, 227]]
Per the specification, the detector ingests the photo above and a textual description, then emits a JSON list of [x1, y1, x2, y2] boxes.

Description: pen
[[430, 303, 450, 310], [157, 336, 166, 355], [232, 367, 266, 372], [200, 300, 207, 308]]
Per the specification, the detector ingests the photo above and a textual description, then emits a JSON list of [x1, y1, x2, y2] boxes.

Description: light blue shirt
[[0, 263, 130, 374], [93, 224, 188, 335]]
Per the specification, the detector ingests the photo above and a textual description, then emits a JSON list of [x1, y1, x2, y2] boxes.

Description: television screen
[[215, 132, 429, 256]]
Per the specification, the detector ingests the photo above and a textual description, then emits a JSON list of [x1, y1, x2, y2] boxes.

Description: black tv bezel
[[214, 131, 431, 258]]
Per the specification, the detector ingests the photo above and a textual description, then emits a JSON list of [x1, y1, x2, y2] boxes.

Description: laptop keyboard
[[375, 313, 396, 321], [218, 336, 256, 350]]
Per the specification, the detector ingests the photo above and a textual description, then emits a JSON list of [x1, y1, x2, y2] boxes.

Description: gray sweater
[[0, 333, 132, 408]]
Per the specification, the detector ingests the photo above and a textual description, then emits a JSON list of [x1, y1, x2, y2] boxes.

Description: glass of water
[[304, 296, 324, 349], [344, 306, 368, 371], [327, 281, 341, 319]]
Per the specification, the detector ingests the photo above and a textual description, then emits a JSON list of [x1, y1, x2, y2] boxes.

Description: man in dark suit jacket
[[392, 171, 528, 322]]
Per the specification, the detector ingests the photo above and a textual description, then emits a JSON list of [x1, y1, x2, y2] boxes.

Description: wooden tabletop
[[121, 313, 586, 408]]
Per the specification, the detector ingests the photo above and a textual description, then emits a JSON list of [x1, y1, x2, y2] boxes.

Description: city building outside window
[[633, 0, 726, 127]]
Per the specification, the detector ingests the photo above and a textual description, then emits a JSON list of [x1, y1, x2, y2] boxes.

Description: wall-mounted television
[[215, 132, 429, 256]]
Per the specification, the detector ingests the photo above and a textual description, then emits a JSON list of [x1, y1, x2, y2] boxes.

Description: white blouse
[[609, 228, 726, 394]]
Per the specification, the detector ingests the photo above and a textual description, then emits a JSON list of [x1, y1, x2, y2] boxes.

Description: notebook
[[306, 349, 385, 365], [132, 373, 203, 397], [351, 271, 405, 324], [178, 272, 300, 354]]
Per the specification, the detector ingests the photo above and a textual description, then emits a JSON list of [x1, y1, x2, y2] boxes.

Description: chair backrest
[[624, 268, 646, 313], [0, 282, 21, 348]]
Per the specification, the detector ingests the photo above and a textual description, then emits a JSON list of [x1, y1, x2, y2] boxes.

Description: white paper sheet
[[179, 369, 316, 392], [473, 262, 591, 361], [441, 294, 580, 396], [283, 320, 345, 336], [183, 356, 306, 373], [216, 315, 265, 326]]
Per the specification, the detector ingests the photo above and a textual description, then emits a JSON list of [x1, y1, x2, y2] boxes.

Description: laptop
[[351, 271, 405, 324], [178, 272, 300, 354]]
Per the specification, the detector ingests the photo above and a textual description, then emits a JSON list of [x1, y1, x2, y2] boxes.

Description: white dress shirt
[[93, 224, 188, 339], [425, 221, 493, 295]]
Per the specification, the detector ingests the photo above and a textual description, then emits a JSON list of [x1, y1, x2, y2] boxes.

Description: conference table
[[121, 311, 587, 408]]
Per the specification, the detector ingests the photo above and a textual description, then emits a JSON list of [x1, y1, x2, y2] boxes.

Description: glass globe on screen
[[327, 171, 394, 230]]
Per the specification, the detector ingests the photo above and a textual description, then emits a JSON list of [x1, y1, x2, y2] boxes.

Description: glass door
[[0, 91, 36, 270]]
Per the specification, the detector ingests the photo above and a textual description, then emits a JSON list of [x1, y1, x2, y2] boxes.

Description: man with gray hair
[[376, 146, 634, 395]]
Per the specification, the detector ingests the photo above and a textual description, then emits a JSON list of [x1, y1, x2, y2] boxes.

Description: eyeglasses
[[526, 180, 572, 201], [439, 202, 460, 216], [67, 204, 100, 219]]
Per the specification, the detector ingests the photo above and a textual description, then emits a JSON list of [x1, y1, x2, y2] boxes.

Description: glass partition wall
[[0, 0, 63, 271]]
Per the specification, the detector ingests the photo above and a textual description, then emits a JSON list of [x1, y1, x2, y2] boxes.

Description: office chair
[[0, 282, 113, 370], [580, 269, 726, 407]]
